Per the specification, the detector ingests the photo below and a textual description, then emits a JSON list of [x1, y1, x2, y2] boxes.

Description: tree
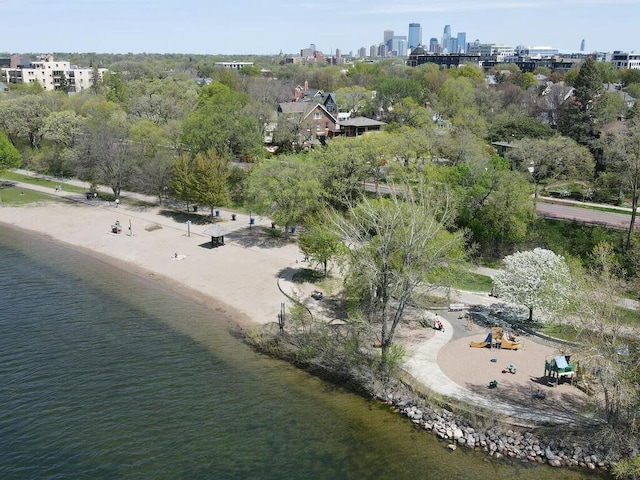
[[170, 154, 196, 211], [568, 243, 640, 430], [298, 220, 344, 277], [306, 137, 371, 211], [181, 81, 262, 158], [75, 109, 131, 199], [43, 110, 84, 149], [493, 248, 571, 322], [452, 156, 535, 257], [558, 58, 604, 149], [0, 95, 51, 149], [0, 131, 21, 169], [331, 181, 465, 359], [506, 136, 595, 197], [487, 117, 556, 142], [90, 66, 102, 95], [600, 116, 640, 250], [190, 150, 230, 218], [245, 156, 323, 230]]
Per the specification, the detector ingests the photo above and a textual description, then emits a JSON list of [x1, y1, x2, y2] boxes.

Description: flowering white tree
[[493, 248, 571, 322]]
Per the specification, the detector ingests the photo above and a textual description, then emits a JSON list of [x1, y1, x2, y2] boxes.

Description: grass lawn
[[453, 272, 494, 292], [0, 185, 59, 204], [0, 171, 85, 194], [539, 323, 581, 343]]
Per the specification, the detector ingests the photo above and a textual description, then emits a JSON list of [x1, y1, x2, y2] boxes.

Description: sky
[[2, 0, 639, 56]]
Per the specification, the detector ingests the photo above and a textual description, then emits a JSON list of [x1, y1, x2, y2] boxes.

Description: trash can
[[231, 214, 236, 221], [215, 210, 220, 217], [290, 226, 296, 234], [249, 218, 255, 226], [193, 205, 198, 212]]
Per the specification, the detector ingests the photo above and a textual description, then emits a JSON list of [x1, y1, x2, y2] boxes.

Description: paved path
[[402, 312, 593, 425]]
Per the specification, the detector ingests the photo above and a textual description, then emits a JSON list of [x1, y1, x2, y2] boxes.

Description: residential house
[[337, 117, 386, 137], [275, 101, 338, 148], [294, 81, 338, 115]]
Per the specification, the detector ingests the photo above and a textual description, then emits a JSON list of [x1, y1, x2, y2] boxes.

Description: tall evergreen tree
[[558, 58, 603, 150]]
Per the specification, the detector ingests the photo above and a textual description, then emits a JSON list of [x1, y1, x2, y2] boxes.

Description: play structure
[[469, 326, 522, 350], [544, 355, 577, 386]]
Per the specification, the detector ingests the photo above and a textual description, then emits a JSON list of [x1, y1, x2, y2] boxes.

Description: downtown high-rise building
[[408, 23, 422, 49], [442, 25, 452, 52], [457, 32, 467, 53]]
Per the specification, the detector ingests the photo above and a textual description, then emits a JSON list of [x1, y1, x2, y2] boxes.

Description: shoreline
[[0, 199, 302, 332], [0, 195, 616, 472]]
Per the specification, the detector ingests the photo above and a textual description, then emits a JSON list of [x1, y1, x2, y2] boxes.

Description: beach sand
[[0, 197, 302, 330]]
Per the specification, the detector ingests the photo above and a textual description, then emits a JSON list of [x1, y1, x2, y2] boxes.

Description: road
[[535, 201, 638, 231], [363, 181, 637, 231]]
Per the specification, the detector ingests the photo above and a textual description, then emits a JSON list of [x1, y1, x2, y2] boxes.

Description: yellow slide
[[469, 332, 492, 348]]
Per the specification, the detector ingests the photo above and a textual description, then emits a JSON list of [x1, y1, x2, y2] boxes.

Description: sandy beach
[[0, 193, 302, 330]]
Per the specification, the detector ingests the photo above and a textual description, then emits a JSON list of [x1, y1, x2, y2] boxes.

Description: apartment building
[[611, 51, 640, 70], [1, 55, 108, 92]]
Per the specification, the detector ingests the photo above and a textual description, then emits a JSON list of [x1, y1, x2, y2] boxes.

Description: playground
[[436, 323, 593, 416]]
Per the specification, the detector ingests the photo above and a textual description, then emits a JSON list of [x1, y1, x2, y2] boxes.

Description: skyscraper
[[457, 32, 467, 53], [580, 39, 586, 52], [442, 25, 451, 52], [408, 23, 422, 49], [384, 30, 394, 52], [429, 37, 440, 53]]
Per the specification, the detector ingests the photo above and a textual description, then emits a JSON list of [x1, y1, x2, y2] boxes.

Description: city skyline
[[1, 0, 638, 56]]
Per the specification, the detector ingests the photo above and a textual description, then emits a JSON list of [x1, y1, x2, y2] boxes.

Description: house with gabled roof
[[275, 101, 338, 148], [294, 80, 338, 114]]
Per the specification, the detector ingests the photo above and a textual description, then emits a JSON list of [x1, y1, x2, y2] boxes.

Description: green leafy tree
[[246, 156, 323, 230], [506, 136, 596, 197], [170, 154, 196, 211], [191, 150, 230, 218], [0, 131, 21, 169], [43, 110, 84, 149], [306, 137, 371, 211], [181, 81, 262, 158], [0, 95, 51, 149], [452, 157, 535, 257], [331, 181, 465, 359], [102, 71, 131, 105], [384, 97, 432, 129], [487, 117, 556, 142], [298, 220, 344, 277]]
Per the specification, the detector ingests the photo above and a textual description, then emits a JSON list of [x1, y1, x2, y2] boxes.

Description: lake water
[[0, 225, 606, 479]]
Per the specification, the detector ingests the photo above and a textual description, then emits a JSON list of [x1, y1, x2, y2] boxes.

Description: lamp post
[[186, 220, 191, 237]]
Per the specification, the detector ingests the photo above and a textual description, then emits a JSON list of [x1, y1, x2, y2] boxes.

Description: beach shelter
[[203, 225, 231, 247]]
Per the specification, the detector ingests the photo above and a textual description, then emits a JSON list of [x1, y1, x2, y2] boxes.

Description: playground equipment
[[544, 355, 577, 386], [469, 326, 522, 350]]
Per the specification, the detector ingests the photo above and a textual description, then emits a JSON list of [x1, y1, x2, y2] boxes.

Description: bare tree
[[568, 243, 640, 430]]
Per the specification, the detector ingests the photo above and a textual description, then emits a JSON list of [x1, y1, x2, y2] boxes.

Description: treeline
[[0, 54, 639, 266]]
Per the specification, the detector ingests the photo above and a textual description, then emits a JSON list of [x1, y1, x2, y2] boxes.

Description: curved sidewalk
[[403, 316, 588, 425]]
